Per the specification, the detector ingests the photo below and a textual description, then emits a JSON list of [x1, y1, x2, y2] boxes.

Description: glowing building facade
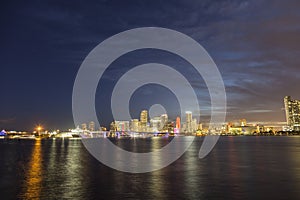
[[130, 119, 139, 132], [284, 96, 300, 131], [160, 114, 168, 131], [176, 117, 181, 129], [185, 111, 193, 133], [140, 110, 148, 132], [89, 121, 95, 131]]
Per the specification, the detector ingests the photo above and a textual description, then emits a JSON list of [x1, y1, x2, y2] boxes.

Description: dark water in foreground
[[1, 136, 300, 200]]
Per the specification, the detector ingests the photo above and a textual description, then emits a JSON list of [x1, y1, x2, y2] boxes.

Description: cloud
[[244, 109, 274, 113], [0, 117, 16, 124], [2, 0, 299, 129]]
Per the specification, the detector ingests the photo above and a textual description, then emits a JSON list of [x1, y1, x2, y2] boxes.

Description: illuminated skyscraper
[[186, 111, 192, 122], [186, 111, 192, 133], [192, 118, 197, 131], [150, 117, 161, 132], [140, 110, 148, 132], [114, 121, 130, 132], [140, 110, 148, 125], [284, 96, 300, 131], [176, 117, 181, 129], [160, 114, 168, 131], [130, 119, 139, 132], [89, 121, 95, 131], [110, 121, 117, 132]]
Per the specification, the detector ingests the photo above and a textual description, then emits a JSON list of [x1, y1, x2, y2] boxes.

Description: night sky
[[1, 0, 300, 131]]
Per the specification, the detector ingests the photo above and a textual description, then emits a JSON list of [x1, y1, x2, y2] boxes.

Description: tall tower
[[150, 117, 160, 132], [186, 111, 192, 133], [284, 96, 300, 131], [140, 110, 148, 131], [160, 114, 168, 131], [176, 117, 181, 129], [284, 96, 293, 126]]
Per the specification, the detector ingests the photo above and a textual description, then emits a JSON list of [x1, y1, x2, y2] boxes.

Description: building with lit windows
[[130, 119, 139, 132], [284, 96, 300, 131], [89, 121, 95, 131], [114, 121, 130, 132], [176, 117, 181, 129], [160, 114, 168, 131], [185, 111, 193, 133], [192, 118, 197, 131], [150, 117, 161, 132], [140, 110, 148, 132]]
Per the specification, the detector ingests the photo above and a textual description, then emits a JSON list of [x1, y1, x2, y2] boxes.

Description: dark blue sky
[[1, 0, 300, 131]]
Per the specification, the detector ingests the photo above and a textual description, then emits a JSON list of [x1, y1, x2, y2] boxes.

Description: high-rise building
[[167, 121, 175, 133], [160, 114, 168, 131], [192, 118, 197, 131], [89, 121, 95, 131], [150, 117, 161, 132], [140, 110, 148, 132], [110, 121, 117, 132], [284, 96, 300, 131], [114, 121, 130, 132], [186, 111, 192, 133], [176, 117, 181, 129], [130, 119, 139, 132], [140, 110, 148, 125]]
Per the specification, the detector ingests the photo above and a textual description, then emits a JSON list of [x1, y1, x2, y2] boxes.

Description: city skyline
[[78, 102, 293, 134], [1, 96, 298, 138], [0, 95, 294, 132], [1, 1, 300, 130], [1, 1, 300, 199], [4, 94, 294, 134]]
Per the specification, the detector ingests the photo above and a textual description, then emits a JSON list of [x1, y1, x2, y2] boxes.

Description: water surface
[[1, 136, 300, 199]]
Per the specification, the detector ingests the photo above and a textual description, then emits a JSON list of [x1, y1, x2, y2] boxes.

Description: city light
[[36, 125, 43, 132], [1, 96, 300, 139]]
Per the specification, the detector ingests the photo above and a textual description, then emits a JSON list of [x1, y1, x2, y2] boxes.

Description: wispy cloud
[[1, 0, 299, 129], [245, 110, 274, 113], [0, 117, 16, 124]]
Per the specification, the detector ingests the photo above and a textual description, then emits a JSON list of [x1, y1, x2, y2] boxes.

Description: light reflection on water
[[21, 139, 42, 199], [149, 138, 167, 199], [0, 137, 300, 199]]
